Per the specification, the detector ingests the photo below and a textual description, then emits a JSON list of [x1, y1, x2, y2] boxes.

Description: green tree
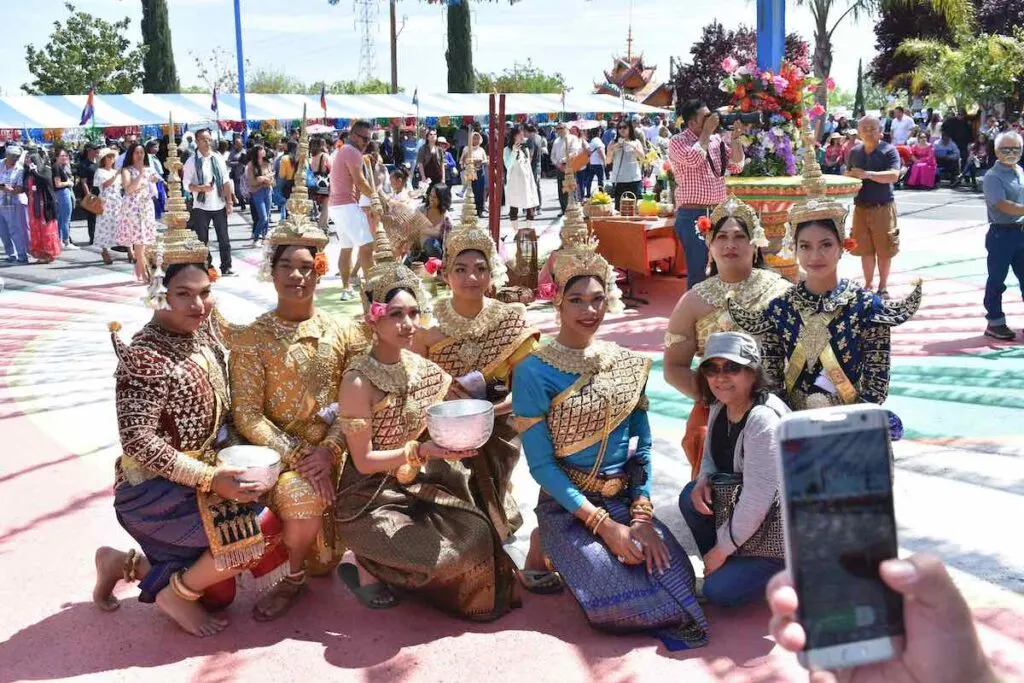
[[247, 67, 306, 94], [22, 2, 146, 95], [310, 78, 398, 95], [895, 31, 1024, 111], [446, 1, 473, 92], [140, 0, 179, 93], [474, 60, 568, 94], [853, 58, 865, 116]]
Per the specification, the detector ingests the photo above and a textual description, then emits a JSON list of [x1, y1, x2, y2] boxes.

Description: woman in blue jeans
[[678, 331, 789, 608], [245, 146, 275, 248], [53, 149, 77, 249]]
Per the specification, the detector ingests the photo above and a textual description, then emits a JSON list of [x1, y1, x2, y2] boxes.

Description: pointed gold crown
[[363, 225, 432, 312], [155, 226, 209, 266], [785, 114, 850, 247], [552, 188, 623, 312], [441, 166, 508, 288]]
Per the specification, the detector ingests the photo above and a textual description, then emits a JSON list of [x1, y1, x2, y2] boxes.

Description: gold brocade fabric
[[428, 298, 540, 381], [227, 310, 370, 460], [112, 321, 228, 488], [692, 269, 792, 355], [533, 341, 651, 458]]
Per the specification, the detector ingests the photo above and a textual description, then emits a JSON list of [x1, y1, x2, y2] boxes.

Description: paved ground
[[1, 180, 1023, 682]]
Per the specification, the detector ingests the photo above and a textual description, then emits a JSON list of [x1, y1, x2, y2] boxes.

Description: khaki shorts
[[851, 202, 899, 258]]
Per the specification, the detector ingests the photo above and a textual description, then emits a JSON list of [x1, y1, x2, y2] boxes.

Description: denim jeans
[[0, 206, 29, 261], [250, 187, 272, 240], [585, 163, 606, 196], [675, 207, 710, 289], [679, 480, 785, 608], [472, 172, 487, 215], [983, 225, 1024, 325], [56, 187, 74, 243]]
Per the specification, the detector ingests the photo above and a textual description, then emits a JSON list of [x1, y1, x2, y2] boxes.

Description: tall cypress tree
[[141, 0, 179, 93], [446, 2, 474, 92], [853, 59, 865, 118]]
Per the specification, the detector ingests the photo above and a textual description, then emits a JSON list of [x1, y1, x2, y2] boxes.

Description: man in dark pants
[[182, 128, 235, 275], [981, 130, 1024, 341], [524, 123, 544, 214], [550, 122, 581, 216], [76, 143, 99, 243]]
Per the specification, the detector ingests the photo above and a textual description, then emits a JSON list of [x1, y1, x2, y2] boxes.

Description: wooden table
[[589, 215, 686, 278]]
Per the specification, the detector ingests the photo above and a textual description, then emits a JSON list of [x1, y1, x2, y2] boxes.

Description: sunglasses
[[701, 360, 746, 376]]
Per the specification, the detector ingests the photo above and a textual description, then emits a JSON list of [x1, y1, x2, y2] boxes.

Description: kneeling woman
[[333, 228, 520, 620], [94, 229, 275, 637], [511, 221, 707, 648], [679, 331, 789, 608]]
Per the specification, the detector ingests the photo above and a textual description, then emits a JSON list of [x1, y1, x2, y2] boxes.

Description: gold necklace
[[535, 339, 618, 375]]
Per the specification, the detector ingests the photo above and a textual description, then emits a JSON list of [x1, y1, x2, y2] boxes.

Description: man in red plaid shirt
[[669, 100, 747, 288]]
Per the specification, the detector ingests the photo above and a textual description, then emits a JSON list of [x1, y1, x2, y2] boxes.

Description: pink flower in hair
[[537, 282, 556, 301], [369, 301, 388, 321]]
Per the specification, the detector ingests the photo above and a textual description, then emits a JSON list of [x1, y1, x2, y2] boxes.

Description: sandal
[[517, 569, 563, 595], [877, 289, 890, 300], [101, 249, 113, 265], [251, 570, 309, 622], [337, 562, 399, 609]]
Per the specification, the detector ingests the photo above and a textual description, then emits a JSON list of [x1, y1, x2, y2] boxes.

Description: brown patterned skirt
[[335, 457, 520, 621], [463, 415, 524, 541]]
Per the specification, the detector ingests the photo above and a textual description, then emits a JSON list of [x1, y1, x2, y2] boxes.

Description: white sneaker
[[65, 242, 80, 250]]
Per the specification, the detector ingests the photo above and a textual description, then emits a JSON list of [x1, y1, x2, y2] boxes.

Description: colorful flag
[[210, 86, 219, 115], [319, 84, 327, 114], [79, 87, 95, 126]]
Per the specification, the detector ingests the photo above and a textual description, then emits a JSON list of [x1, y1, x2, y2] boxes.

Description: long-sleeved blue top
[[511, 352, 652, 514]]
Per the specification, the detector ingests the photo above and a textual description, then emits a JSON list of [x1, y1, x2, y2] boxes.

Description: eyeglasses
[[998, 146, 1022, 153], [701, 360, 746, 376]]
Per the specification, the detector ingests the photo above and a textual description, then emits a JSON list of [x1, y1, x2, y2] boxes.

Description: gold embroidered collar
[[791, 279, 860, 316], [257, 310, 327, 341], [434, 298, 508, 341], [534, 340, 619, 375], [693, 268, 788, 310], [350, 349, 421, 396]]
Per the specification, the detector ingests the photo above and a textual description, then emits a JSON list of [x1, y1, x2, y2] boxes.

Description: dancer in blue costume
[[511, 194, 708, 649], [727, 156, 921, 437]]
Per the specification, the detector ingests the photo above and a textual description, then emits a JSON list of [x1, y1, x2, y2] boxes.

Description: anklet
[[170, 571, 203, 601]]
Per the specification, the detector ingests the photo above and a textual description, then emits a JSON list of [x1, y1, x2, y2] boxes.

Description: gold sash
[[785, 309, 859, 405]]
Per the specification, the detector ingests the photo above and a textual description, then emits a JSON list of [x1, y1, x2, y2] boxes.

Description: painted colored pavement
[[1, 184, 1023, 682]]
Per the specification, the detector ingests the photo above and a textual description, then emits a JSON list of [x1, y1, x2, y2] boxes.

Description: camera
[[718, 111, 766, 128]]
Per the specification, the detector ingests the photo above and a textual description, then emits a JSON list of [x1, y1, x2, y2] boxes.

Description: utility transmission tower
[[354, 0, 378, 82]]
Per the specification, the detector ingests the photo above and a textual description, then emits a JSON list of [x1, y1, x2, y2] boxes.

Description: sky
[[6, 0, 879, 98]]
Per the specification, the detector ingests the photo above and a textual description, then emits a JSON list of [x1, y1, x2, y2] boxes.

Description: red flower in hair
[[696, 215, 713, 236], [424, 257, 442, 275], [313, 252, 329, 276], [537, 282, 556, 301], [207, 267, 220, 282], [843, 238, 858, 252]]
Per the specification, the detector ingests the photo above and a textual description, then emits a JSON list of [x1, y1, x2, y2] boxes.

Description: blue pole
[[756, 0, 786, 73], [233, 0, 248, 143]]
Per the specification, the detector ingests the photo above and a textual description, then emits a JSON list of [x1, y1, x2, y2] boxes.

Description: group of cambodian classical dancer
[[91, 131, 921, 650]]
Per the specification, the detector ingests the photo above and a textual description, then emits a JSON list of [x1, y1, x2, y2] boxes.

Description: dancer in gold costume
[[663, 195, 790, 478], [333, 225, 520, 620], [415, 164, 539, 541]]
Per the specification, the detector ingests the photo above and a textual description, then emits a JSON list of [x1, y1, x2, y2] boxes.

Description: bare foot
[[155, 586, 226, 637], [93, 546, 126, 612], [524, 528, 547, 571]]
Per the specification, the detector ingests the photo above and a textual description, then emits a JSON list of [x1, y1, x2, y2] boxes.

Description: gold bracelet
[[404, 441, 425, 468], [630, 499, 655, 519], [590, 510, 611, 535], [198, 466, 216, 494], [322, 440, 344, 463], [584, 507, 604, 532]]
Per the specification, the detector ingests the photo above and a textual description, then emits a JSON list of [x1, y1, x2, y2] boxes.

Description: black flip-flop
[[517, 569, 564, 595], [337, 562, 399, 609]]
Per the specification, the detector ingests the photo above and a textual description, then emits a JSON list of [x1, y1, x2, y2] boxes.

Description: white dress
[[93, 167, 122, 250], [504, 147, 539, 210]]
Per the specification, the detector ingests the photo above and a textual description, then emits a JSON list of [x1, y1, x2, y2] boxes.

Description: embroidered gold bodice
[[428, 298, 540, 381], [348, 350, 452, 450], [111, 321, 228, 489], [692, 269, 791, 354], [225, 309, 371, 463], [531, 341, 650, 457]]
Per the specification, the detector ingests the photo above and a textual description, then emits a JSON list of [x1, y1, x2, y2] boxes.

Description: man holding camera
[[668, 100, 747, 289]]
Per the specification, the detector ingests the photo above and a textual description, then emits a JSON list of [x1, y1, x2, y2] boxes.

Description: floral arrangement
[[657, 159, 674, 184], [590, 190, 613, 206], [718, 57, 833, 178]]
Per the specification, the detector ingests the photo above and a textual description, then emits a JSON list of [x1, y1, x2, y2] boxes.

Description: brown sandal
[[252, 570, 309, 622], [101, 249, 113, 265]]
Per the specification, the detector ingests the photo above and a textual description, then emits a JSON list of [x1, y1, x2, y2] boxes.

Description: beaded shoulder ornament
[[144, 115, 209, 311], [552, 180, 623, 313], [441, 163, 508, 289], [258, 107, 330, 282]]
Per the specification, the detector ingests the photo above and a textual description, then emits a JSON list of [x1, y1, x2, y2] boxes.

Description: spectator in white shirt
[[890, 106, 915, 146], [550, 122, 582, 216], [182, 127, 235, 275], [582, 129, 606, 199]]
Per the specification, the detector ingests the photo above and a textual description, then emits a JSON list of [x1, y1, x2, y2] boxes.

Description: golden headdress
[[440, 163, 508, 288], [145, 114, 210, 310], [552, 172, 623, 313], [363, 224, 433, 315], [259, 106, 330, 281], [708, 195, 769, 248], [780, 116, 851, 258]]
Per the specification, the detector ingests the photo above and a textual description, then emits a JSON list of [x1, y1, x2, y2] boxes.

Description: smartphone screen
[[781, 426, 904, 651]]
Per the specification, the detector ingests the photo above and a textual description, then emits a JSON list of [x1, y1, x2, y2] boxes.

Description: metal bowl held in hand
[[426, 399, 495, 451], [217, 445, 281, 489]]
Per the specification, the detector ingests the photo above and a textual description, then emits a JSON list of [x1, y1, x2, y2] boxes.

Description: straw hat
[[97, 147, 118, 163]]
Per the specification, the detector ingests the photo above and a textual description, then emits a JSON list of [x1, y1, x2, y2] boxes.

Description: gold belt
[[564, 468, 628, 498]]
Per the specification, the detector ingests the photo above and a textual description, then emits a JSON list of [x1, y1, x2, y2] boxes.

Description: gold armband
[[664, 331, 689, 349], [338, 417, 371, 436]]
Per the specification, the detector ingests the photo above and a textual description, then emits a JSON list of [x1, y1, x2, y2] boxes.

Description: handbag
[[314, 155, 330, 197], [81, 193, 104, 215], [709, 472, 784, 559]]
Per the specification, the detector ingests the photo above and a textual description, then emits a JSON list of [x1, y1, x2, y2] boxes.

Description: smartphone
[[777, 404, 904, 671]]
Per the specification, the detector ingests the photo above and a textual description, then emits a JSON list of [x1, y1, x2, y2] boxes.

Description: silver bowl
[[426, 399, 494, 451], [217, 445, 281, 490]]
